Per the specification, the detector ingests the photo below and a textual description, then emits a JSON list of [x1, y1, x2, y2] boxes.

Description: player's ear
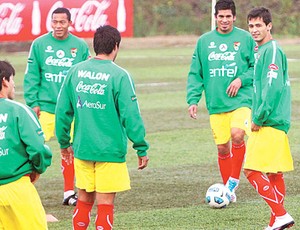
[[267, 22, 272, 31], [2, 78, 8, 87]]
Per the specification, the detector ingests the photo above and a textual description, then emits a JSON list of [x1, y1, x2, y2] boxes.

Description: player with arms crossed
[[186, 0, 255, 202], [55, 25, 149, 230], [24, 7, 90, 206], [244, 7, 294, 230], [0, 60, 52, 230]]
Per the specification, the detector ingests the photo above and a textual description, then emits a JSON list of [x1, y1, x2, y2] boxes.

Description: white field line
[[14, 76, 299, 96]]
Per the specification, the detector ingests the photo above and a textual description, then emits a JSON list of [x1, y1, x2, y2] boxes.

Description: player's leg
[[95, 162, 131, 230], [245, 170, 294, 229], [95, 193, 115, 230], [226, 107, 251, 199], [73, 189, 94, 230], [40, 111, 77, 205], [210, 113, 231, 184], [39, 111, 55, 141], [244, 127, 294, 229], [0, 176, 47, 230], [216, 142, 231, 184], [73, 158, 95, 229], [61, 157, 76, 206], [266, 173, 285, 228], [62, 121, 76, 205]]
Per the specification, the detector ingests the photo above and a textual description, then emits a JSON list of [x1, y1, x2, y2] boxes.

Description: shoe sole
[[273, 221, 294, 230]]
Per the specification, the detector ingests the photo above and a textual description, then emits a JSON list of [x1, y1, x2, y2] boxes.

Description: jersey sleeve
[[24, 40, 42, 108], [18, 105, 52, 174], [55, 69, 74, 149], [83, 42, 91, 60], [253, 45, 286, 126], [238, 36, 256, 86], [116, 72, 149, 157], [186, 39, 205, 106]]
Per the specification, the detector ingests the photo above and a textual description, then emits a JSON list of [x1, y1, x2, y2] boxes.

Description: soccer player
[[244, 7, 294, 230], [186, 0, 255, 202], [55, 25, 149, 230], [0, 60, 52, 230], [24, 7, 90, 206]]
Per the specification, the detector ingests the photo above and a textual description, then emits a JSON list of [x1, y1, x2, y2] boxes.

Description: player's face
[[7, 75, 15, 100], [51, 13, 71, 40], [215, 9, 236, 34], [248, 17, 272, 46]]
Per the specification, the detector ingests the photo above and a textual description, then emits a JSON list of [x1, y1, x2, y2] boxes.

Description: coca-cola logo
[[0, 3, 25, 35], [0, 0, 132, 41], [46, 0, 111, 32], [76, 81, 107, 95], [45, 56, 74, 67], [208, 51, 236, 61]]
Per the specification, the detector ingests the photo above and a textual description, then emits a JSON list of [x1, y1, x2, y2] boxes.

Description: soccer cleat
[[229, 191, 237, 203], [271, 213, 294, 230], [225, 177, 239, 203], [264, 226, 272, 230], [63, 193, 78, 206]]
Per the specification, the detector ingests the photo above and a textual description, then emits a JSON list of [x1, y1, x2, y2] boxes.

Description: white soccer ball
[[205, 183, 231, 208]]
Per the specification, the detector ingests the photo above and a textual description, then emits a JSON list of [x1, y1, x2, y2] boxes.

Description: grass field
[[2, 36, 300, 230]]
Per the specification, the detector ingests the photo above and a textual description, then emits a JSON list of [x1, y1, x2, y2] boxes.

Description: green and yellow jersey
[[24, 32, 90, 114], [186, 27, 256, 114], [252, 40, 291, 133], [55, 58, 149, 162], [0, 99, 52, 185]]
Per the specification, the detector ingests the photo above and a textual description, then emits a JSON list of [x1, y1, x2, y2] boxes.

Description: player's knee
[[231, 130, 245, 144], [217, 143, 230, 154]]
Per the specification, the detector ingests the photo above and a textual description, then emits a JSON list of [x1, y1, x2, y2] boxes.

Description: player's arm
[[18, 105, 52, 174], [55, 70, 74, 149], [253, 45, 284, 126], [237, 36, 256, 87], [186, 39, 204, 118], [227, 37, 256, 97], [116, 72, 149, 169], [24, 41, 42, 110]]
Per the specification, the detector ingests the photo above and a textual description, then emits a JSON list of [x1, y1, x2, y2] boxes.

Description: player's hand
[[188, 105, 198, 119], [251, 122, 261, 132], [32, 106, 41, 118], [226, 78, 242, 97], [29, 171, 40, 184], [61, 146, 74, 165], [138, 155, 149, 170]]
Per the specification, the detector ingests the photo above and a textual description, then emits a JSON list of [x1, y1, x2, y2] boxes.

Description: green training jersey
[[186, 27, 256, 114], [252, 40, 291, 133], [24, 32, 90, 114], [0, 98, 52, 185], [55, 58, 149, 162]]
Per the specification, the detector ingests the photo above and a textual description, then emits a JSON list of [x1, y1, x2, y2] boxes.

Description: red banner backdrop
[[0, 0, 133, 42]]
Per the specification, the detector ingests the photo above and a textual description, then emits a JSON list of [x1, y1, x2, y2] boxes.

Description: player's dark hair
[[247, 7, 272, 26], [52, 7, 71, 21], [0, 60, 15, 91], [93, 25, 121, 55], [215, 0, 236, 16]]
